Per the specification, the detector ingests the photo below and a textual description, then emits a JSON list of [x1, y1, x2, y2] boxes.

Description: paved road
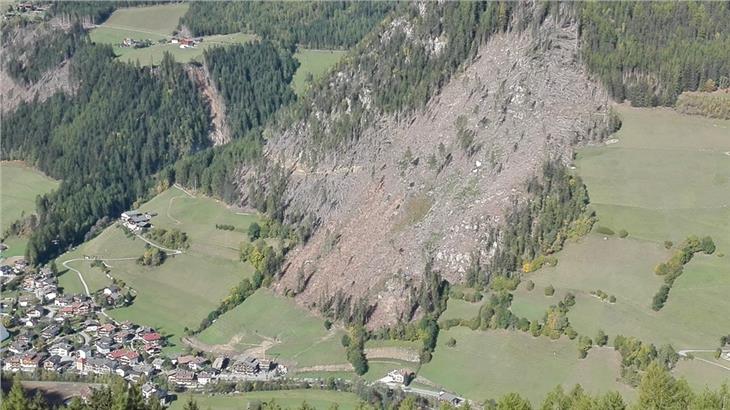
[[678, 349, 730, 371]]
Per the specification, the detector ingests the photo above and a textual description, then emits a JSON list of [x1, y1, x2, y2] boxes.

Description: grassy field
[[419, 328, 633, 404], [292, 49, 346, 95], [440, 298, 482, 322], [96, 3, 188, 36], [0, 161, 59, 258], [424, 107, 730, 401], [197, 289, 349, 368], [89, 3, 255, 66], [508, 106, 730, 389], [57, 186, 259, 354], [168, 390, 362, 410]]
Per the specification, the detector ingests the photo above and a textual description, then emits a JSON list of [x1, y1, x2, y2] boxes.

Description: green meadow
[[419, 328, 633, 404], [0, 162, 59, 258], [168, 390, 362, 410], [197, 289, 349, 369], [426, 106, 730, 401], [292, 49, 346, 95], [57, 186, 259, 353], [89, 3, 255, 66]]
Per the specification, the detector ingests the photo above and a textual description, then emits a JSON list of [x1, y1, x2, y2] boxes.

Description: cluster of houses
[[170, 37, 201, 49], [3, 2, 49, 19], [121, 210, 153, 232], [0, 257, 29, 286], [121, 38, 153, 49], [1, 260, 291, 406]]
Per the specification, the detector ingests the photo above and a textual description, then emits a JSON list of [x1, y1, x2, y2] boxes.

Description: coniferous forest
[[181, 1, 397, 49], [579, 1, 730, 106], [1, 46, 210, 265], [204, 41, 299, 140]]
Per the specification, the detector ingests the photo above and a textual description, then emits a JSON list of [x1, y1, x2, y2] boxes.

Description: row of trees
[[1, 46, 211, 265], [578, 2, 730, 106], [181, 2, 396, 49], [652, 235, 715, 310]]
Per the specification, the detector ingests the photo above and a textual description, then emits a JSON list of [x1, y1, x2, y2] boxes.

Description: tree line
[[1, 46, 210, 265], [181, 1, 396, 49]]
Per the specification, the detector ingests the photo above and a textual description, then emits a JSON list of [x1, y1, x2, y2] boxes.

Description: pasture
[[197, 289, 349, 368], [292, 49, 346, 95], [168, 390, 362, 410], [419, 328, 633, 404], [508, 106, 730, 390], [57, 187, 259, 353], [89, 4, 255, 66], [0, 161, 59, 257]]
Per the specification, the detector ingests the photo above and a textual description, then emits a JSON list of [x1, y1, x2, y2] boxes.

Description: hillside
[[233, 4, 612, 327]]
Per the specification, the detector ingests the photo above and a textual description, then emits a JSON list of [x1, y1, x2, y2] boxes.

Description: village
[[0, 211, 291, 407], [0, 207, 466, 407]]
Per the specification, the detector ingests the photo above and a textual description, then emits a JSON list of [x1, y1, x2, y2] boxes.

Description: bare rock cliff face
[[242, 13, 609, 327]]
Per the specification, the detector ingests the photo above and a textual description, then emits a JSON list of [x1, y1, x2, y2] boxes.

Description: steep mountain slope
[[237, 5, 612, 327]]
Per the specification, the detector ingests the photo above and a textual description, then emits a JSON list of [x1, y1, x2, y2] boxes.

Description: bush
[[544, 285, 555, 296], [664, 240, 673, 249], [652, 285, 670, 311], [595, 226, 615, 236], [609, 295, 617, 303], [596, 330, 609, 346], [324, 320, 332, 330], [565, 326, 578, 340], [525, 280, 535, 291], [700, 236, 716, 254], [618, 229, 628, 238], [446, 338, 456, 347], [248, 222, 261, 240]]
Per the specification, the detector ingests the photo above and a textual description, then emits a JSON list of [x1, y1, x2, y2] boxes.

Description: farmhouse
[[121, 210, 153, 232]]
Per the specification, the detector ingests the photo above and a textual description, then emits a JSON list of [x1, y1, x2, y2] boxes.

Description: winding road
[[678, 349, 730, 371], [60, 230, 185, 320]]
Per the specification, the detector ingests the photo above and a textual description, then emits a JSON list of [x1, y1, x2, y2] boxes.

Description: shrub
[[663, 240, 673, 249], [700, 236, 716, 254], [446, 338, 456, 347], [324, 320, 332, 330], [565, 326, 578, 340], [544, 285, 555, 296], [652, 285, 670, 311], [618, 229, 629, 238], [595, 226, 615, 236], [609, 295, 617, 303], [248, 222, 261, 240], [596, 330, 608, 346], [525, 280, 535, 291], [490, 275, 520, 291]]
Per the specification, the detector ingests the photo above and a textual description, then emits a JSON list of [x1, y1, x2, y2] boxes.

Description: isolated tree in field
[[544, 285, 555, 296], [596, 329, 609, 346], [248, 222, 261, 240]]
